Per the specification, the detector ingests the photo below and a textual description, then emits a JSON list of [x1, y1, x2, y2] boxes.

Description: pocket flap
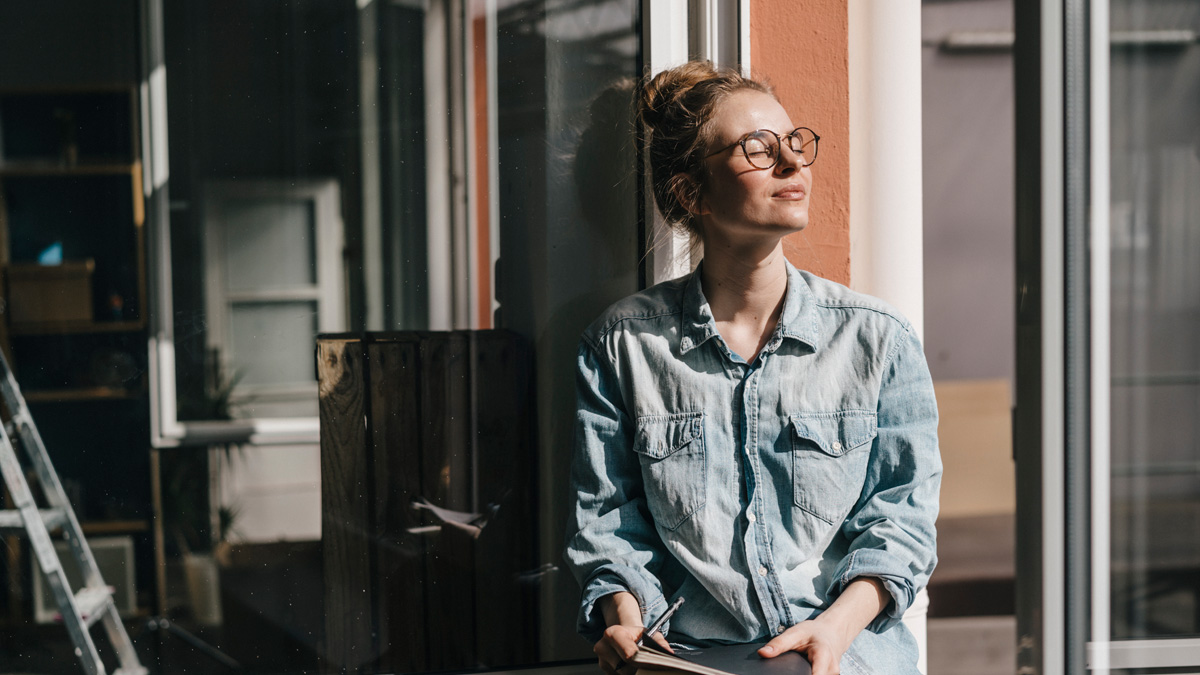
[[634, 412, 704, 460], [789, 412, 877, 456]]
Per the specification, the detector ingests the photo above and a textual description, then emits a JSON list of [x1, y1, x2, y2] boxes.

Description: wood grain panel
[[317, 338, 375, 669]]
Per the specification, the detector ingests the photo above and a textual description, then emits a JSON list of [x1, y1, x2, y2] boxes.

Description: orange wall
[[751, 0, 850, 284]]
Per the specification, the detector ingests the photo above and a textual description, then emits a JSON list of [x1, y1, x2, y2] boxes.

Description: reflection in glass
[[1109, 2, 1200, 641], [495, 0, 641, 664], [222, 200, 317, 291], [159, 0, 642, 672], [229, 301, 319, 388]]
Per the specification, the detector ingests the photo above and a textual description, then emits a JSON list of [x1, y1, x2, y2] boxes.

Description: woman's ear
[[670, 173, 708, 216]]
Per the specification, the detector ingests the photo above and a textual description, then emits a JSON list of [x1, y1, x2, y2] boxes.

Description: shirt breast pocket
[[789, 411, 877, 525], [633, 412, 707, 531]]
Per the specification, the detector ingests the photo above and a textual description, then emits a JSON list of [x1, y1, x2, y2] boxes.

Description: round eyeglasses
[[705, 127, 820, 170]]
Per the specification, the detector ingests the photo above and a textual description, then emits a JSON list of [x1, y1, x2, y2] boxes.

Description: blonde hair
[[637, 61, 774, 239]]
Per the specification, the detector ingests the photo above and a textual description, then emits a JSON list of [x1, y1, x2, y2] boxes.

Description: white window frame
[[150, 179, 345, 448], [643, 0, 748, 285], [202, 178, 345, 408]]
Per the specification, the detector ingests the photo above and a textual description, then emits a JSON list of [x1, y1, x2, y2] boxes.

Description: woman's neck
[[699, 238, 789, 360]]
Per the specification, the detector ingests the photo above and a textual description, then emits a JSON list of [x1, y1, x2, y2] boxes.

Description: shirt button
[[758, 566, 768, 577], [777, 625, 786, 634], [746, 512, 756, 523], [832, 440, 843, 452]]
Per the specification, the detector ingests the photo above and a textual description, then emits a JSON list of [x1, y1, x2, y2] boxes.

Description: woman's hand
[[756, 618, 852, 675], [757, 578, 887, 675], [594, 592, 674, 675]]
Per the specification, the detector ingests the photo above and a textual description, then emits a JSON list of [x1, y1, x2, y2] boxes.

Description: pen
[[640, 596, 685, 645]]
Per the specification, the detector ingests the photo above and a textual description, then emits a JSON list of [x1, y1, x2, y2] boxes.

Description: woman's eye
[[744, 141, 770, 155]]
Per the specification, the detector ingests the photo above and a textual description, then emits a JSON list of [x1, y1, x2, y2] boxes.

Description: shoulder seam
[[812, 300, 912, 331], [590, 309, 681, 343]]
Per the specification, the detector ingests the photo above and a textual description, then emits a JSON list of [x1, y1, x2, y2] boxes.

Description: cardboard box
[[7, 260, 94, 324]]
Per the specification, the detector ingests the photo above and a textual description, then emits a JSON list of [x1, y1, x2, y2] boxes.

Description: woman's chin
[[774, 205, 810, 232], [777, 215, 809, 233]]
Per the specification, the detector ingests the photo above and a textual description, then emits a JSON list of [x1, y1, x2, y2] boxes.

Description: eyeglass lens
[[742, 129, 817, 169]]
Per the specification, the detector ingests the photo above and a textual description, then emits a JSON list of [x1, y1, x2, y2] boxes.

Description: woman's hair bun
[[638, 61, 719, 135], [636, 61, 773, 238]]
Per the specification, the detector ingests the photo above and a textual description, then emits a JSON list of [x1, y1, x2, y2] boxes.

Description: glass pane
[[229, 301, 317, 387], [222, 198, 317, 291], [1109, 1, 1200, 641], [165, 0, 640, 672], [0, 1, 640, 672]]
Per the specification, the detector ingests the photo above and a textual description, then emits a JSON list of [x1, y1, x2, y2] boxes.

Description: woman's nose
[[775, 145, 803, 174]]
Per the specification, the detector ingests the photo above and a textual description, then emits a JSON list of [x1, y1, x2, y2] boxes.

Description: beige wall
[[934, 379, 1016, 518]]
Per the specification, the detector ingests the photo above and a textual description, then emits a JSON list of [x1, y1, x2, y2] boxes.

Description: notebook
[[630, 641, 812, 675]]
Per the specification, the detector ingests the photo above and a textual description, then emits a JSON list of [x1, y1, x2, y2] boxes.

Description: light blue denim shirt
[[563, 261, 940, 673]]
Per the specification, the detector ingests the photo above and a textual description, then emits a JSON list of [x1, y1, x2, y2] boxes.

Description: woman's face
[[695, 89, 812, 244]]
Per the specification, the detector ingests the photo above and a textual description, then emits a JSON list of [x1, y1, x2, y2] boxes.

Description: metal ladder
[[0, 350, 147, 675]]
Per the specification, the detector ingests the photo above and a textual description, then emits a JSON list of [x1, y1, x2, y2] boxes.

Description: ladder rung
[[73, 586, 114, 628], [7, 411, 28, 433], [0, 508, 68, 534]]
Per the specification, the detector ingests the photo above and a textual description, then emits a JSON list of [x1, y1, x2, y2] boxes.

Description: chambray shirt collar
[[679, 260, 821, 355]]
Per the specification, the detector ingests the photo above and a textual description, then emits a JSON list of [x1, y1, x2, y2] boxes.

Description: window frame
[[201, 178, 345, 408]]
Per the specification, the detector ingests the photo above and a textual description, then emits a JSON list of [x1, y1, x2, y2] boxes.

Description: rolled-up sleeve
[[829, 328, 941, 633], [563, 340, 671, 642]]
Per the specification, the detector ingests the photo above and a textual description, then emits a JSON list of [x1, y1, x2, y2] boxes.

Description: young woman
[[563, 61, 941, 675]]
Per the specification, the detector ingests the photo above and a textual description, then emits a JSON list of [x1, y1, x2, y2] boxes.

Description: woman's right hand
[[594, 592, 673, 675]]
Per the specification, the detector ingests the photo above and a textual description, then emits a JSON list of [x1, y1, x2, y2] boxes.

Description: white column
[[849, 3, 928, 673], [848, 0, 925, 340]]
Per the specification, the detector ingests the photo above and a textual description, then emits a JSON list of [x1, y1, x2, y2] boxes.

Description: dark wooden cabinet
[[318, 331, 539, 673]]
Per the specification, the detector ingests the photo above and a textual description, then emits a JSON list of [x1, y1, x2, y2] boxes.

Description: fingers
[[595, 625, 642, 675], [757, 622, 844, 675], [647, 630, 674, 654], [757, 623, 811, 659], [595, 641, 636, 675], [593, 639, 620, 675]]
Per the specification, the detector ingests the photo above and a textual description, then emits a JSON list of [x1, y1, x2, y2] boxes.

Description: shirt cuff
[[578, 565, 669, 642], [828, 548, 916, 633]]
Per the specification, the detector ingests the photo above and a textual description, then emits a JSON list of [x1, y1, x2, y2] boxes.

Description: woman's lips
[[772, 184, 807, 199]]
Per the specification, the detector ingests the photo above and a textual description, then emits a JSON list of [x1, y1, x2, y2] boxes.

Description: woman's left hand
[[756, 577, 888, 675], [757, 616, 852, 675]]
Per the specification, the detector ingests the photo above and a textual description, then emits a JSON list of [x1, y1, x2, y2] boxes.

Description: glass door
[[1104, 1, 1200, 670], [1016, 1, 1200, 673]]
